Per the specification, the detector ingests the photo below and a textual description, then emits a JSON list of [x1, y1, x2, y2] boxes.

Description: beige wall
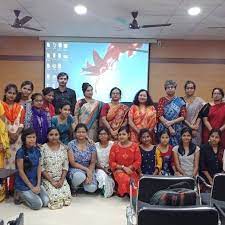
[[0, 36, 44, 98], [150, 40, 225, 102], [0, 37, 225, 102]]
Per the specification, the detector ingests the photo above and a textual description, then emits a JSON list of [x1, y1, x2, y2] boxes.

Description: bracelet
[[121, 165, 125, 169]]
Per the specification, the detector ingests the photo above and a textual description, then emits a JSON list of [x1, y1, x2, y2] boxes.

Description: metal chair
[[198, 174, 225, 224], [126, 175, 196, 225], [7, 213, 24, 225], [138, 206, 219, 225]]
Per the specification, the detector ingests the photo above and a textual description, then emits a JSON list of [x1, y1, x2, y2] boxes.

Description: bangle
[[121, 165, 125, 169]]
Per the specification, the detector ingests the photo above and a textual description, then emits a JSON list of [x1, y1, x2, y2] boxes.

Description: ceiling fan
[[129, 11, 171, 29], [11, 9, 41, 31]]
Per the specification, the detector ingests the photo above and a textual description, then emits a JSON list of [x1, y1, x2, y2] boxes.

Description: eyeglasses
[[99, 133, 108, 136], [166, 86, 175, 90], [34, 99, 43, 102]]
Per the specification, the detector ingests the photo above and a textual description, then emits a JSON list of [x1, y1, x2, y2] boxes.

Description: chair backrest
[[211, 173, 225, 202], [138, 175, 195, 203], [138, 206, 218, 225]]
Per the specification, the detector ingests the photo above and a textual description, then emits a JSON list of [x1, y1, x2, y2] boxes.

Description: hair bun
[[82, 82, 91, 93]]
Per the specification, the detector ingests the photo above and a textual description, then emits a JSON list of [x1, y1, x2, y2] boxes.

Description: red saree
[[101, 103, 129, 130], [202, 103, 225, 147]]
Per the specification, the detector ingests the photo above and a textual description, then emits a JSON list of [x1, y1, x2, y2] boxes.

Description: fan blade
[[12, 18, 20, 27], [142, 23, 171, 28], [14, 10, 20, 18], [19, 16, 32, 25], [22, 26, 41, 31], [131, 11, 138, 19], [208, 26, 225, 29]]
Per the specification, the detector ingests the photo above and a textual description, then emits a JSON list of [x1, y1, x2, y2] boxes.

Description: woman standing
[[173, 127, 200, 177], [25, 93, 50, 145], [74, 83, 103, 141], [109, 126, 141, 197], [157, 80, 186, 146], [14, 128, 49, 210], [95, 127, 114, 198], [0, 101, 10, 202], [42, 87, 55, 118], [200, 88, 225, 148], [41, 128, 71, 209], [101, 87, 129, 140], [0, 101, 10, 167], [68, 123, 97, 194], [183, 81, 205, 146], [2, 84, 25, 170], [200, 129, 224, 185], [51, 102, 74, 145], [129, 89, 157, 143], [16, 81, 34, 113]]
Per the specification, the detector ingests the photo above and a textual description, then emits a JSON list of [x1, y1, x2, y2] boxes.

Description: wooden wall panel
[[0, 36, 43, 56], [150, 40, 225, 102], [0, 36, 44, 98], [151, 40, 225, 59], [0, 37, 225, 103], [149, 63, 225, 102], [0, 61, 44, 97]]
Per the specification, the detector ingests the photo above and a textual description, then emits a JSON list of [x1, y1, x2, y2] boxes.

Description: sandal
[[48, 201, 63, 210]]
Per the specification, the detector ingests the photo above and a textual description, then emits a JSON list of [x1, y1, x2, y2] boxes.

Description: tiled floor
[[0, 194, 128, 225]]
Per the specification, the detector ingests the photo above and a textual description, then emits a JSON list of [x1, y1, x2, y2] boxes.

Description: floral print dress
[[40, 143, 71, 209]]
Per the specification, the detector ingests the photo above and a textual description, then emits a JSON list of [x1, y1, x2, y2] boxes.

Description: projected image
[[45, 42, 149, 102]]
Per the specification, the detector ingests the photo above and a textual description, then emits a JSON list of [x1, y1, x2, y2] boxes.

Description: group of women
[[0, 77, 224, 210]]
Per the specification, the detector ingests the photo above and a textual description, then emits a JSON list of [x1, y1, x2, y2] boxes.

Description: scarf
[[32, 107, 48, 144]]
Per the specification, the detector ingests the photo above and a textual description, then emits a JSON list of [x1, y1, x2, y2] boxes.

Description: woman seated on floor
[[14, 128, 49, 210], [95, 127, 115, 198], [40, 127, 72, 210], [67, 123, 97, 195], [173, 127, 200, 177], [109, 126, 141, 197], [200, 128, 224, 185], [139, 128, 161, 176]]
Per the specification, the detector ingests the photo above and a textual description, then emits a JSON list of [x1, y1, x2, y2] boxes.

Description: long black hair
[[74, 123, 88, 133], [139, 128, 153, 143], [46, 127, 60, 142], [208, 128, 223, 161], [178, 127, 196, 156], [82, 82, 92, 95], [118, 126, 129, 134], [97, 127, 110, 142], [133, 89, 154, 106], [16, 81, 34, 102], [109, 87, 122, 98], [42, 87, 54, 96], [3, 84, 18, 102]]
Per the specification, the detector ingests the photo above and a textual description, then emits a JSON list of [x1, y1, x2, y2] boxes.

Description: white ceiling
[[0, 0, 225, 40]]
